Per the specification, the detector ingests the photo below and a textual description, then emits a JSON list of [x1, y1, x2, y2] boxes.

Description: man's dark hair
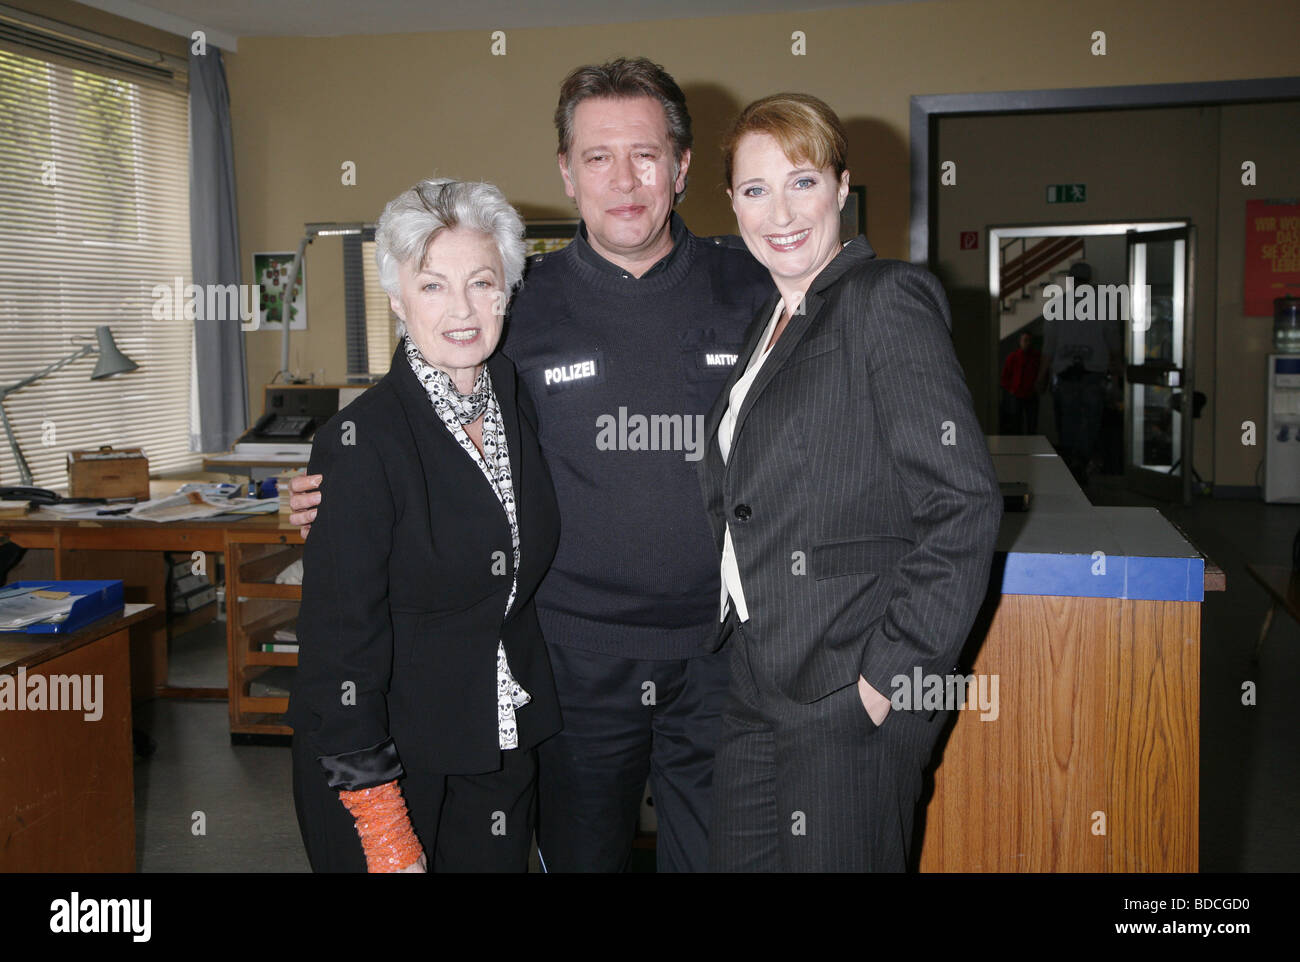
[[554, 57, 693, 203]]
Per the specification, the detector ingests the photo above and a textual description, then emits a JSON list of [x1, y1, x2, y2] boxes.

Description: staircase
[[999, 236, 1087, 341]]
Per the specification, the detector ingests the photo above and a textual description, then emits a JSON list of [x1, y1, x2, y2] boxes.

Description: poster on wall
[[253, 251, 307, 330], [1244, 199, 1300, 316]]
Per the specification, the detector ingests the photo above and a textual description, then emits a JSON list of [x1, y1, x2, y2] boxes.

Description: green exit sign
[[1047, 183, 1087, 203]]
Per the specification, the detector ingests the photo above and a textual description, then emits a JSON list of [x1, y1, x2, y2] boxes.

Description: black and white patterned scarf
[[405, 348, 492, 426], [403, 335, 529, 747]]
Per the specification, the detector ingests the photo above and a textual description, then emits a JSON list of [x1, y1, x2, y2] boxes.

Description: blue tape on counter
[[1000, 553, 1204, 602], [1126, 555, 1205, 602]]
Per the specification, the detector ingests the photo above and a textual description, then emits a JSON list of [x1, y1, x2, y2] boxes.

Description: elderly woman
[[285, 178, 561, 872], [698, 94, 1002, 871]]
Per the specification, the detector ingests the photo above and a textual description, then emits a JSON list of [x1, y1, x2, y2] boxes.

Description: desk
[[201, 452, 309, 480], [0, 482, 303, 739], [0, 603, 152, 871], [917, 438, 1220, 873]]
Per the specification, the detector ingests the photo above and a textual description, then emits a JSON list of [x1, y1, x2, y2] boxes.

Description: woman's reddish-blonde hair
[[720, 92, 848, 190]]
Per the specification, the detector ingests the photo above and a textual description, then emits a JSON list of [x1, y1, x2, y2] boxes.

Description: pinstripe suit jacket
[[698, 236, 1003, 705]]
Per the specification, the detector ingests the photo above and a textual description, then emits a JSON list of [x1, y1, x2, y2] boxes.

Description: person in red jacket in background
[[1000, 330, 1041, 435]]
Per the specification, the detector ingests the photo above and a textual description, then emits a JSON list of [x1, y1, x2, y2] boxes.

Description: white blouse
[[717, 298, 785, 624]]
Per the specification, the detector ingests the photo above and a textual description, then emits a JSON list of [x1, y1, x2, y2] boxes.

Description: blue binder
[[1, 580, 125, 634]]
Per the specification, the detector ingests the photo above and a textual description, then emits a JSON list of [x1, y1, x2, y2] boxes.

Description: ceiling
[[75, 0, 916, 52]]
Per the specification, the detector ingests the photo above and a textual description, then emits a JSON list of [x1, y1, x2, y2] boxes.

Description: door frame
[[988, 221, 1193, 502], [1123, 225, 1197, 504]]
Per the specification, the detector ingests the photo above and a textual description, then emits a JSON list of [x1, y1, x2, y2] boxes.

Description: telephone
[[0, 486, 127, 505], [0, 486, 61, 505], [251, 413, 314, 439]]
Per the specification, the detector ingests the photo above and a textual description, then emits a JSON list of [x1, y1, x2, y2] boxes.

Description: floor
[[133, 475, 1300, 872]]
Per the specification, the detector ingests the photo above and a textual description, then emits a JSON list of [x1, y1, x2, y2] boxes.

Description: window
[[341, 230, 396, 381], [0, 37, 193, 489], [361, 239, 397, 373]]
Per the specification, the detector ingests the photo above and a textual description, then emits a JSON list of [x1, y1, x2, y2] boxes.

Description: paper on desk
[[210, 452, 312, 464], [173, 482, 278, 515], [0, 584, 83, 630], [127, 491, 275, 522], [37, 487, 279, 522], [126, 491, 225, 522], [42, 502, 115, 519]]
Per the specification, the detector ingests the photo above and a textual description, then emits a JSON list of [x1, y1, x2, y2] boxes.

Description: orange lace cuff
[[338, 779, 423, 872]]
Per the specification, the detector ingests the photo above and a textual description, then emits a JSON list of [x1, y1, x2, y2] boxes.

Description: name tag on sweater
[[538, 349, 606, 394], [684, 344, 746, 381], [680, 327, 746, 381]]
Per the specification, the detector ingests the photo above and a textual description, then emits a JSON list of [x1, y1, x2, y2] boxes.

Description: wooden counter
[[917, 438, 1212, 872]]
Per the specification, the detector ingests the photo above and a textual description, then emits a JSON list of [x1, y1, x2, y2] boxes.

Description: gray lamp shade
[[91, 325, 139, 379]]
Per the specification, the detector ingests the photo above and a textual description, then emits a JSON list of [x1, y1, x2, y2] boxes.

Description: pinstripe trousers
[[708, 613, 946, 872]]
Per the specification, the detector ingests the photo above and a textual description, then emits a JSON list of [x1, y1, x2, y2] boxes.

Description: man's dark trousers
[[1010, 394, 1039, 434], [536, 640, 731, 872]]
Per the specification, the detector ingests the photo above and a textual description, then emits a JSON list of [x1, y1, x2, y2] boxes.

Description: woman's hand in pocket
[[858, 675, 891, 727]]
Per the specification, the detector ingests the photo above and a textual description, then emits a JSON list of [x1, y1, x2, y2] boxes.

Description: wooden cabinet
[[0, 605, 153, 871], [225, 531, 302, 741]]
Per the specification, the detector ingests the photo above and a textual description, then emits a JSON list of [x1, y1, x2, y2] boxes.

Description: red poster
[[1244, 199, 1300, 316]]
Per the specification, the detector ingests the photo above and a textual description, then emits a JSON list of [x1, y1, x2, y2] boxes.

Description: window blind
[[361, 239, 397, 375], [0, 38, 194, 489], [339, 232, 394, 380]]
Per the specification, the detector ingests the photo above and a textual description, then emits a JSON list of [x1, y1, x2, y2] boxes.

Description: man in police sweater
[[291, 58, 771, 871]]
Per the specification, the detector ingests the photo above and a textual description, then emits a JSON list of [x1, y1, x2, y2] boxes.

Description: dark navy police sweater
[[501, 212, 774, 659]]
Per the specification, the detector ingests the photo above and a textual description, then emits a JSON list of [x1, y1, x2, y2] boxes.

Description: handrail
[[1001, 237, 1084, 299]]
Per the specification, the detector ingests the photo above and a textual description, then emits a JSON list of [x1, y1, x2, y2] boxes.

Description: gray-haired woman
[[285, 178, 562, 872]]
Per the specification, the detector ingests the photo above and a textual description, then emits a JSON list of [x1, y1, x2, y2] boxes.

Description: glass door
[[1125, 227, 1195, 503]]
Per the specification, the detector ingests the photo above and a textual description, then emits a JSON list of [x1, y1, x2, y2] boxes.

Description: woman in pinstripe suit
[[697, 93, 1003, 871]]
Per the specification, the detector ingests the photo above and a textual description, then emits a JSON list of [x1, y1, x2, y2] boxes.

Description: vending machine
[[1265, 354, 1300, 503]]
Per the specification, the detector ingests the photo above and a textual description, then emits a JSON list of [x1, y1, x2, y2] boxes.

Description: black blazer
[[286, 345, 562, 782], [698, 237, 1003, 705]]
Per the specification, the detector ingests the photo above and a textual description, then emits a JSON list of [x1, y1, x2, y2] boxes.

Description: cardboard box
[[67, 447, 150, 501]]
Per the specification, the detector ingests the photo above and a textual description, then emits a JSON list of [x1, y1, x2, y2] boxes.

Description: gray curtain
[[189, 46, 248, 452]]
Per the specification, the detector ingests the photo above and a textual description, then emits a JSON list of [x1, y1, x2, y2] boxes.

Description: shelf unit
[[225, 530, 303, 740]]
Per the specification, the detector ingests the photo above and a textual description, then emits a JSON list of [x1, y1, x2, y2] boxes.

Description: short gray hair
[[374, 178, 526, 334]]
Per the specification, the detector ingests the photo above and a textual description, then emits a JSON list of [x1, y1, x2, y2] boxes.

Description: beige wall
[[220, 0, 1298, 457]]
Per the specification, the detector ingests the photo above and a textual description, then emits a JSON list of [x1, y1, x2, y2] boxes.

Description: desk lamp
[[275, 222, 365, 382], [0, 326, 138, 485]]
